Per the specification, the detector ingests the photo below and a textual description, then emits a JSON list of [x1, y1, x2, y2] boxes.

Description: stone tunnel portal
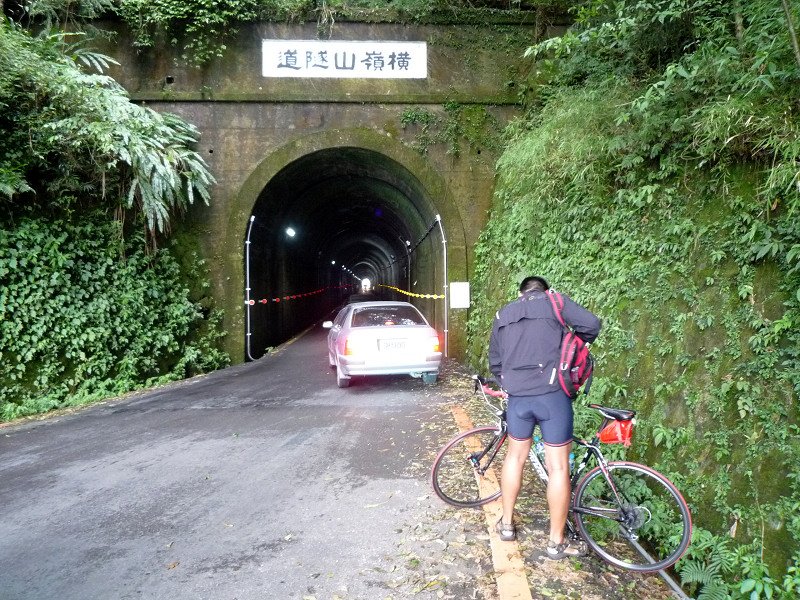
[[245, 147, 448, 360]]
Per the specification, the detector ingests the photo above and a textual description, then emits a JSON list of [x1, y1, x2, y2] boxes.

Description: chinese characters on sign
[[262, 40, 427, 79]]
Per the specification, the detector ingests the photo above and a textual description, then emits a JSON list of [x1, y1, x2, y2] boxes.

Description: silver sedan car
[[322, 301, 442, 388]]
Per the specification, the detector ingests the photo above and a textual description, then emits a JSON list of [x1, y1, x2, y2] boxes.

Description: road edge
[[449, 404, 533, 600]]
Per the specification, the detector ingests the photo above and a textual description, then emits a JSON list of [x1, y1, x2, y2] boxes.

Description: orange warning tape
[[377, 284, 444, 299], [245, 285, 354, 305]]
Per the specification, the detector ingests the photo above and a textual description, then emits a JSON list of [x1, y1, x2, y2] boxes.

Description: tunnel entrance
[[244, 146, 448, 360]]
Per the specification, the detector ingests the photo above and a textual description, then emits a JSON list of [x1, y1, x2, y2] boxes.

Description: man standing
[[488, 276, 601, 559]]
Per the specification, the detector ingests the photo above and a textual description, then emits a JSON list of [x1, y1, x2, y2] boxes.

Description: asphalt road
[[0, 325, 489, 600]]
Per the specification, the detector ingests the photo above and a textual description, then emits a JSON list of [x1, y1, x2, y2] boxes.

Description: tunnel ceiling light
[[285, 227, 296, 238], [331, 260, 336, 265]]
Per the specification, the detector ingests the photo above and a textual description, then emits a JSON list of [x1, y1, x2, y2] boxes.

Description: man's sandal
[[546, 539, 583, 560], [495, 518, 516, 542]]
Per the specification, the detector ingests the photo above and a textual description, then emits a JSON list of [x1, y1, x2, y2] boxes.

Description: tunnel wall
[[100, 19, 553, 362]]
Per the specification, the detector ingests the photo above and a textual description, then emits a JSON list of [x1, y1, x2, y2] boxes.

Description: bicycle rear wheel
[[572, 461, 692, 572], [430, 426, 507, 508]]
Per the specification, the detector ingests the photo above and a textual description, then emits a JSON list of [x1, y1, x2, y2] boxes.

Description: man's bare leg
[[544, 443, 571, 543], [500, 437, 533, 526]]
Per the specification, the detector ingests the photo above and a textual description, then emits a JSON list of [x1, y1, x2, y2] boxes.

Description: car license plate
[[379, 339, 407, 352]]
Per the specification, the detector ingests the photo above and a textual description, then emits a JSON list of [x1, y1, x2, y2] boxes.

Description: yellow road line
[[449, 405, 533, 600]]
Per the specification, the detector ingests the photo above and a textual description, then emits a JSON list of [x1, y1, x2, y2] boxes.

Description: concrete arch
[[230, 128, 465, 254], [222, 127, 468, 361]]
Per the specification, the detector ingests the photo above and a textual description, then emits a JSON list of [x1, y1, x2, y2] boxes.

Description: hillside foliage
[[0, 217, 229, 420], [0, 19, 229, 420], [467, 1, 800, 597], [0, 20, 214, 236]]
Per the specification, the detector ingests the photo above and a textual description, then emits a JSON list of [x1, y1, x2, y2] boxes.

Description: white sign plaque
[[262, 40, 427, 79], [449, 282, 471, 309]]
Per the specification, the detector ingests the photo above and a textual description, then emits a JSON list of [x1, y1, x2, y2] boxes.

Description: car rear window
[[351, 306, 426, 327]]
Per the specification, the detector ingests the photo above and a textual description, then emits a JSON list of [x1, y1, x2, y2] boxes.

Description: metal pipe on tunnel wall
[[436, 214, 448, 357], [245, 215, 256, 361]]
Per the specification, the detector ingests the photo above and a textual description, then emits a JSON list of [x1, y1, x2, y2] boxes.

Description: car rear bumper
[[338, 354, 441, 377]]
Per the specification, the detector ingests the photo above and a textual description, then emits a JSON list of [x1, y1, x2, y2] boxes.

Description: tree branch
[[733, 1, 744, 45], [782, 0, 800, 71]]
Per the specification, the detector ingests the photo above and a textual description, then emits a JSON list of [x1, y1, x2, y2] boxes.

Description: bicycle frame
[[527, 445, 550, 482], [463, 381, 567, 514], [525, 436, 606, 541], [473, 376, 632, 536], [469, 427, 507, 477], [477, 386, 629, 520], [569, 440, 622, 520], [473, 376, 585, 497]]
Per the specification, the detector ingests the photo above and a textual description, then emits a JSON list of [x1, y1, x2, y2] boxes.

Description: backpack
[[545, 290, 595, 399]]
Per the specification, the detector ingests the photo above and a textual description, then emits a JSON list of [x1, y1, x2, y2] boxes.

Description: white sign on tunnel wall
[[262, 40, 427, 79]]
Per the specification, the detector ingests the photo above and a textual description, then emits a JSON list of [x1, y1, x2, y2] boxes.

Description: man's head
[[519, 276, 549, 294]]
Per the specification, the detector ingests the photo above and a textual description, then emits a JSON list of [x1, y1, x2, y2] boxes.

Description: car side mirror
[[322, 321, 333, 329]]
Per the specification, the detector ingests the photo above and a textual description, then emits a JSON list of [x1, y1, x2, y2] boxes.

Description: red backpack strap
[[546, 289, 566, 327], [558, 332, 579, 398]]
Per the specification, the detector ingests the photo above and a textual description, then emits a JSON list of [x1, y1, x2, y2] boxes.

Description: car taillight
[[344, 337, 369, 355], [430, 336, 440, 353]]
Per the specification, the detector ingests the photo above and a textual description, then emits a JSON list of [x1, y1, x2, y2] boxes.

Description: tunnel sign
[[262, 40, 427, 79]]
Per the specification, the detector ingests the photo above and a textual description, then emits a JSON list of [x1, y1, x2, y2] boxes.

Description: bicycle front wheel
[[430, 426, 507, 508], [573, 461, 692, 572]]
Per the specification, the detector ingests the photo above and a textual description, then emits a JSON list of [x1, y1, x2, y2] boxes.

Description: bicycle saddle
[[589, 404, 636, 421]]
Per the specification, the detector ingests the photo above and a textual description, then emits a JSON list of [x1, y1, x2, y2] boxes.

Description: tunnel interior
[[245, 147, 444, 359]]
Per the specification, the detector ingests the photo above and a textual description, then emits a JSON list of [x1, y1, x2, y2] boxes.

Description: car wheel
[[328, 352, 336, 369], [422, 372, 437, 385], [336, 365, 351, 388]]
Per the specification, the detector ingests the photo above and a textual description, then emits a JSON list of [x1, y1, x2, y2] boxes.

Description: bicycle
[[430, 374, 692, 573]]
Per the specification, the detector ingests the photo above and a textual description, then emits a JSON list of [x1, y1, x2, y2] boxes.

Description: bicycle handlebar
[[472, 374, 507, 398], [482, 385, 507, 398]]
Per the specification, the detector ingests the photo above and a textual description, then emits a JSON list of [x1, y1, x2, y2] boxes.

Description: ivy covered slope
[[0, 220, 229, 420], [467, 2, 800, 597], [0, 22, 229, 421]]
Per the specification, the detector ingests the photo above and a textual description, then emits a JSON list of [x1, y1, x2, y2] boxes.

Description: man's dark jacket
[[489, 290, 601, 397]]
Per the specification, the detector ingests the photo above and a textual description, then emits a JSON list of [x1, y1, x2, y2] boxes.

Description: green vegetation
[[467, 1, 800, 596], [0, 19, 229, 420], [117, 0, 309, 65], [7, 0, 568, 65], [400, 103, 504, 157], [0, 217, 229, 420], [0, 21, 213, 235]]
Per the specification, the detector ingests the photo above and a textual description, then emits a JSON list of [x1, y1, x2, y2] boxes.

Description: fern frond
[[75, 49, 119, 74], [680, 559, 718, 585], [696, 579, 731, 600]]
